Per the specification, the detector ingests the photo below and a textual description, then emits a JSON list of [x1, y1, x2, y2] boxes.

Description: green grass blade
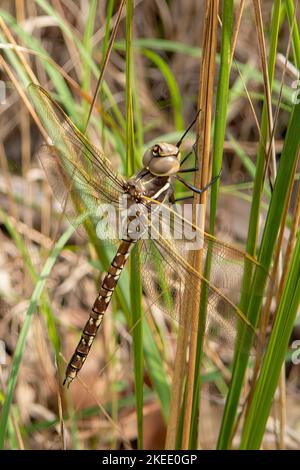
[[130, 247, 143, 449], [142, 319, 170, 422], [81, 0, 97, 123], [141, 49, 184, 131], [125, 0, 143, 449], [113, 38, 293, 105], [218, 98, 300, 449], [189, 0, 234, 448], [0, 222, 78, 449], [217, 1, 282, 448], [0, 10, 76, 115], [240, 232, 300, 449]]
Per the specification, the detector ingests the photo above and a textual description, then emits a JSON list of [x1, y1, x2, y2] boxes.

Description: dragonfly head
[[143, 143, 181, 176]]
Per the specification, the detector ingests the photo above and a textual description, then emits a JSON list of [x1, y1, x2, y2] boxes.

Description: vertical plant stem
[[181, 0, 219, 450], [189, 0, 234, 448], [285, 0, 300, 67], [217, 0, 282, 448], [125, 0, 134, 177], [164, 3, 218, 449], [253, 0, 276, 180], [125, 0, 143, 449], [164, 324, 188, 449]]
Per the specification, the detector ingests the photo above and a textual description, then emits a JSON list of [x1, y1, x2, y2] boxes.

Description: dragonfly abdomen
[[63, 239, 134, 387]]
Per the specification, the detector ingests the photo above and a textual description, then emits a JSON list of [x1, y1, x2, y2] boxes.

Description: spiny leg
[[175, 168, 222, 196]]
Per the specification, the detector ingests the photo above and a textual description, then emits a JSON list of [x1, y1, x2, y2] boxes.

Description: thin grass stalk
[[217, 1, 282, 448], [243, 0, 295, 413], [164, 6, 216, 447], [181, 0, 219, 449], [125, 0, 143, 449], [141, 49, 184, 132], [164, 324, 188, 448], [166, 25, 208, 451], [0, 55, 46, 138], [16, 4, 31, 232], [285, 0, 300, 67], [125, 0, 134, 177], [189, 0, 234, 448], [253, 0, 276, 179], [0, 142, 18, 219], [278, 367, 287, 449], [132, 79, 143, 162], [84, 0, 125, 133], [266, 150, 300, 450], [230, 0, 245, 65], [278, 182, 300, 298], [10, 408, 24, 450], [99, 0, 115, 148], [81, 0, 97, 124]]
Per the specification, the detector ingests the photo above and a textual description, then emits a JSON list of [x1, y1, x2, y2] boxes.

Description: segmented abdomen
[[63, 239, 133, 387]]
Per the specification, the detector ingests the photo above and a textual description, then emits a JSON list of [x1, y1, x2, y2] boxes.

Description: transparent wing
[[29, 83, 126, 239], [139, 237, 262, 352], [137, 198, 268, 350], [38, 145, 121, 241]]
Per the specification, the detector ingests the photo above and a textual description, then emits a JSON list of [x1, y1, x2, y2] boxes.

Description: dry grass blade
[[84, 0, 126, 132], [165, 0, 220, 450], [181, 0, 219, 449], [246, 149, 299, 432], [253, 0, 276, 184], [230, 0, 245, 65], [0, 15, 36, 83], [0, 57, 47, 140]]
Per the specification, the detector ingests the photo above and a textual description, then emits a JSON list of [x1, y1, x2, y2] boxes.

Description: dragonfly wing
[[142, 197, 267, 295], [29, 83, 126, 206], [38, 145, 121, 241], [138, 235, 259, 352]]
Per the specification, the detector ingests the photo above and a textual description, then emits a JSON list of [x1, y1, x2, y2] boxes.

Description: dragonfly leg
[[177, 167, 198, 174], [175, 167, 222, 195], [173, 194, 194, 203], [176, 110, 201, 148], [179, 139, 199, 169]]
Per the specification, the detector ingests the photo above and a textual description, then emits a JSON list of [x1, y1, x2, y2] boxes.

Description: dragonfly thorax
[[142, 142, 181, 176], [126, 178, 146, 201]]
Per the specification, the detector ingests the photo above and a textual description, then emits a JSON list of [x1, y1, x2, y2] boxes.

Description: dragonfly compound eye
[[143, 143, 181, 176], [142, 147, 153, 167], [148, 155, 180, 176]]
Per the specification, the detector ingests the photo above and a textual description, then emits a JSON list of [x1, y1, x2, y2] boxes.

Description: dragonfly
[[28, 83, 265, 387]]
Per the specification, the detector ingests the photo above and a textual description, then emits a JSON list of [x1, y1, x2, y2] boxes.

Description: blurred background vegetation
[[0, 0, 299, 450]]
